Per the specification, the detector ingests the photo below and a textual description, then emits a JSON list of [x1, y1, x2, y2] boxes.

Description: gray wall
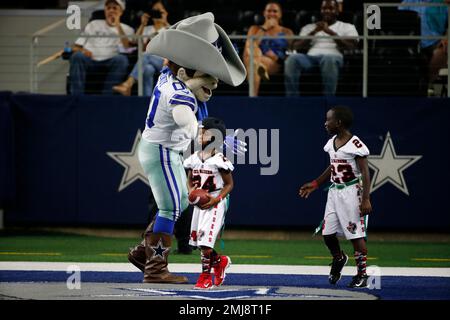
[[0, 2, 100, 94]]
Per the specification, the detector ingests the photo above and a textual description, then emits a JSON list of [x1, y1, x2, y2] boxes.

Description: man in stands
[[69, 0, 134, 94], [284, 0, 358, 96]]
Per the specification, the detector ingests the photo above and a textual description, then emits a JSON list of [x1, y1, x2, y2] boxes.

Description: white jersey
[[324, 135, 370, 184], [183, 151, 234, 197], [142, 68, 199, 151], [75, 20, 134, 61], [299, 20, 359, 59]]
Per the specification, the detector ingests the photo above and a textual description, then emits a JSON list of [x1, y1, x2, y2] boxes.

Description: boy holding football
[[184, 117, 234, 289], [299, 106, 372, 288]]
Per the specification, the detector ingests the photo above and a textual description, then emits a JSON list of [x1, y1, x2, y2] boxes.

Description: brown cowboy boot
[[128, 240, 146, 272], [128, 219, 156, 273], [143, 232, 188, 284]]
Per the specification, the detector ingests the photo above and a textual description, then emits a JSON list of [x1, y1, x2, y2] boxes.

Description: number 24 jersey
[[183, 152, 234, 197], [324, 135, 370, 184]]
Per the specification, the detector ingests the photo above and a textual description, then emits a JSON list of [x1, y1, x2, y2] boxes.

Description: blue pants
[[69, 51, 129, 95], [284, 54, 343, 96], [130, 54, 164, 97]]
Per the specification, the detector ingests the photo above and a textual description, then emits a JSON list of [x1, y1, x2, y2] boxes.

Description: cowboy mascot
[[130, 12, 246, 284]]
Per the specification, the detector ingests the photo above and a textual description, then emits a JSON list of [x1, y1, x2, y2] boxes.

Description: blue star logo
[[113, 287, 368, 300], [151, 239, 169, 260]]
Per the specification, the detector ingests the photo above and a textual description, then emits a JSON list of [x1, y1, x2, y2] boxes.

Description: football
[[188, 189, 210, 207]]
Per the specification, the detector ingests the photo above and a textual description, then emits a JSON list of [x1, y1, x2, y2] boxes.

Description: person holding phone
[[113, 0, 171, 96], [243, 1, 294, 97]]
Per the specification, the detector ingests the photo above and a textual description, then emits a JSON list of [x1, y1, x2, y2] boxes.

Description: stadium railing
[[0, 2, 448, 97]]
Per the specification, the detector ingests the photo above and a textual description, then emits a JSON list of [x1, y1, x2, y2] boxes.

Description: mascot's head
[[146, 12, 246, 102], [165, 61, 219, 102]]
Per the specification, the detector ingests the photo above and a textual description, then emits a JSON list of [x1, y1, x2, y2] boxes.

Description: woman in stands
[[243, 1, 294, 96], [113, 0, 170, 96]]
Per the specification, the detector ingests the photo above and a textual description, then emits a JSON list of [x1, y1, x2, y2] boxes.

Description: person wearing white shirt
[[69, 0, 134, 95], [284, 0, 358, 96], [113, 1, 170, 97]]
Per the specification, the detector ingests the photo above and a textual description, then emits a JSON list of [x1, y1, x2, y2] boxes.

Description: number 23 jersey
[[183, 152, 234, 197], [324, 135, 370, 184]]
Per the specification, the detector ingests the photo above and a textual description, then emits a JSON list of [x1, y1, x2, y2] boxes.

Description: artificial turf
[[1, 230, 449, 267]]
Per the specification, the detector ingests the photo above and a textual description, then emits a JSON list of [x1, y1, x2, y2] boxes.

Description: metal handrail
[[20, 1, 450, 96]]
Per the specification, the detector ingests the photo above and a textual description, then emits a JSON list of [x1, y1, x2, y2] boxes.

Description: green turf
[[1, 231, 450, 267]]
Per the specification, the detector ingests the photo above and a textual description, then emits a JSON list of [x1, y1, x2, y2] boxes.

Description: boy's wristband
[[311, 180, 319, 189], [216, 195, 223, 202]]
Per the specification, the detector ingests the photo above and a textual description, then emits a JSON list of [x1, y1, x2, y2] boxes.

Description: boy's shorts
[[322, 183, 368, 240], [189, 197, 228, 248]]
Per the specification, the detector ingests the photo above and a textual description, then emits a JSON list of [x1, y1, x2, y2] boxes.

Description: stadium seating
[[257, 9, 364, 96], [368, 8, 427, 96], [65, 10, 136, 95], [75, 1, 430, 97], [432, 68, 448, 97]]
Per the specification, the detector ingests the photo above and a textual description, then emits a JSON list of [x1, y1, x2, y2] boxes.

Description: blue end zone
[[1, 271, 449, 300]]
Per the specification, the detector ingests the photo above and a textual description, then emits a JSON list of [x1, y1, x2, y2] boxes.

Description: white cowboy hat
[[146, 12, 246, 87]]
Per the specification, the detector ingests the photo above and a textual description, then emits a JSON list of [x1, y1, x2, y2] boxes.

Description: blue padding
[[3, 94, 450, 229], [153, 215, 175, 234]]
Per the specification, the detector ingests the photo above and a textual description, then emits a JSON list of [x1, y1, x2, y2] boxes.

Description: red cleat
[[194, 273, 213, 290], [213, 255, 231, 286]]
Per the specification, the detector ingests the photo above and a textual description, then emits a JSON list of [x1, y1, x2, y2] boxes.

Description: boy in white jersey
[[184, 117, 234, 289], [299, 106, 372, 288]]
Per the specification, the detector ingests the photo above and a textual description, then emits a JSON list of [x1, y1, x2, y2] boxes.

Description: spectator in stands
[[69, 0, 134, 95], [113, 0, 170, 96], [400, 0, 448, 96], [284, 0, 358, 96], [430, 37, 448, 85], [337, 0, 344, 13], [243, 1, 294, 97]]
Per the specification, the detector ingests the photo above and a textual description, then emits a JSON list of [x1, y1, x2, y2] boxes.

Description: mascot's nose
[[211, 79, 218, 90], [209, 76, 218, 89], [201, 74, 218, 90]]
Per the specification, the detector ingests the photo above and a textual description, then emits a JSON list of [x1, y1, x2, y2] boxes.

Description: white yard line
[[1, 262, 450, 277]]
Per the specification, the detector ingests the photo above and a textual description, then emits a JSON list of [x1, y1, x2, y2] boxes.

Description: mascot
[[130, 12, 246, 283]]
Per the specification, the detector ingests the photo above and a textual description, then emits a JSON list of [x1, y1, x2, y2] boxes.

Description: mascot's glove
[[224, 129, 247, 155]]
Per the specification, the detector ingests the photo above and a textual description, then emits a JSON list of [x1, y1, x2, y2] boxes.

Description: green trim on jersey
[[329, 177, 360, 190]]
